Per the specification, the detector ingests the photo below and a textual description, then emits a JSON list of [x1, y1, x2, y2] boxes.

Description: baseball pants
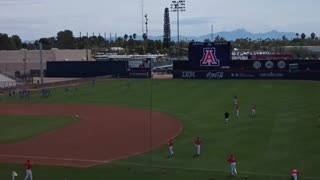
[[230, 163, 237, 176], [195, 145, 200, 155], [24, 170, 32, 180], [292, 175, 298, 180], [169, 146, 174, 156], [251, 109, 256, 116]]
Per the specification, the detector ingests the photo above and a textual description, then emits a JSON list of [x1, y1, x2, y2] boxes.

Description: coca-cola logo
[[206, 72, 224, 79]]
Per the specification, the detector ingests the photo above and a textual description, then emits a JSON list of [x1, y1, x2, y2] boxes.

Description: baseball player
[[168, 139, 174, 158], [225, 111, 230, 123], [228, 154, 237, 176], [24, 160, 33, 180], [291, 169, 299, 180], [233, 96, 238, 105], [235, 105, 240, 118], [194, 137, 201, 156], [251, 104, 256, 117]]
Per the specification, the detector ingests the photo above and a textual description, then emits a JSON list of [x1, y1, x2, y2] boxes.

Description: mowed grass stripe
[[0, 115, 78, 144]]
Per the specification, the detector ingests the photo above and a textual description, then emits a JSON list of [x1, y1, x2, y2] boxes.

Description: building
[[0, 49, 92, 74]]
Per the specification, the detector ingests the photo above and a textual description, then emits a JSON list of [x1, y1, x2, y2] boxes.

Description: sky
[[0, 0, 319, 40]]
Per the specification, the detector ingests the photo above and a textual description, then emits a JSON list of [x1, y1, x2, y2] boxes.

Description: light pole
[[22, 49, 27, 75], [211, 25, 214, 42], [170, 0, 186, 48], [145, 14, 148, 39], [39, 42, 44, 84]]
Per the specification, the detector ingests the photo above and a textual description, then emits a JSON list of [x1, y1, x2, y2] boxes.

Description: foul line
[[113, 161, 320, 180], [0, 154, 109, 164], [0, 154, 319, 179]]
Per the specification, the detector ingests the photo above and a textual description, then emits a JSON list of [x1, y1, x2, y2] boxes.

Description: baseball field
[[0, 79, 319, 180]]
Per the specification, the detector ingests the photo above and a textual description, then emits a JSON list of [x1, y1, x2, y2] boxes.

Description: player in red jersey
[[291, 169, 299, 180], [194, 137, 201, 156], [251, 104, 256, 117], [235, 105, 240, 118], [228, 154, 237, 176], [24, 160, 33, 180], [233, 96, 238, 106], [168, 139, 174, 158]]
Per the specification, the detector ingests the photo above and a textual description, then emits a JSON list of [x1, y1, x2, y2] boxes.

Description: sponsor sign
[[277, 61, 286, 69], [265, 61, 274, 69], [206, 72, 224, 79], [231, 73, 255, 78], [253, 61, 262, 69], [259, 73, 284, 78], [182, 71, 196, 78]]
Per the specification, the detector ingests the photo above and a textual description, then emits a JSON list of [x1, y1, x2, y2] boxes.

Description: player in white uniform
[[167, 139, 174, 158], [235, 105, 240, 118], [233, 96, 238, 106], [251, 104, 256, 117]]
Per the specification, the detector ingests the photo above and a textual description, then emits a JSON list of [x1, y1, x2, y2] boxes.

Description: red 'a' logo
[[200, 48, 220, 66]]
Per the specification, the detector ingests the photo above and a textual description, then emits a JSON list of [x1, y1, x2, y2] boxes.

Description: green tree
[[39, 38, 54, 50], [0, 33, 11, 50], [142, 33, 148, 41], [301, 33, 306, 40], [311, 32, 316, 40], [214, 35, 227, 42], [114, 37, 123, 47], [124, 34, 128, 42], [163, 7, 171, 49], [11, 35, 22, 49], [282, 35, 288, 41], [57, 30, 76, 49]]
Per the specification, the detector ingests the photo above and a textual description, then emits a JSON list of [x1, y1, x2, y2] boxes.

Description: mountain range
[[147, 29, 297, 42]]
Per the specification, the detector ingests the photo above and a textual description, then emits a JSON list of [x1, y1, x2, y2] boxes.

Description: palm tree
[[142, 33, 147, 41], [311, 32, 316, 40], [124, 34, 128, 42]]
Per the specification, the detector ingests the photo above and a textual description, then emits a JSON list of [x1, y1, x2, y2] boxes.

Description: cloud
[[0, 0, 319, 40], [0, 0, 46, 6]]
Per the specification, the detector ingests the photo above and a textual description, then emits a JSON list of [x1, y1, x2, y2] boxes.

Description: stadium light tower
[[170, 0, 186, 47], [145, 14, 149, 39]]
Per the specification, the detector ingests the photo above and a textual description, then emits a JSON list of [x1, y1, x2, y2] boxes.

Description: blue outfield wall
[[173, 42, 320, 80], [46, 61, 128, 77], [46, 60, 152, 78]]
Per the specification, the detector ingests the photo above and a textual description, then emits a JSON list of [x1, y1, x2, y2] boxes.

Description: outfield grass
[[0, 115, 78, 144], [0, 79, 320, 180]]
